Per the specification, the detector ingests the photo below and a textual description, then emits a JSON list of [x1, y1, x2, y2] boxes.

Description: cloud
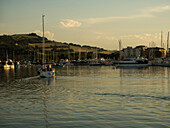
[[134, 35, 145, 40], [145, 33, 151, 37], [121, 33, 167, 43], [60, 19, 82, 28], [34, 30, 54, 40], [82, 14, 153, 24], [59, 5, 170, 28], [144, 5, 170, 13], [81, 5, 170, 24], [0, 32, 8, 35]]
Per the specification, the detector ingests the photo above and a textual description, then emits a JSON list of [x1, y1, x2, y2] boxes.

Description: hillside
[[0, 33, 114, 61]]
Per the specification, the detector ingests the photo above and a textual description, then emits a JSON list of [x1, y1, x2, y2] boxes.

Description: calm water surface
[[0, 66, 170, 128]]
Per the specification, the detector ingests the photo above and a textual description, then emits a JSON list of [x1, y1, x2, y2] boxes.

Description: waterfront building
[[145, 47, 166, 60], [122, 46, 133, 59], [133, 45, 148, 58]]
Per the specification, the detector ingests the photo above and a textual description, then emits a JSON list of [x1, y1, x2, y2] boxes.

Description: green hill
[[0, 33, 114, 62]]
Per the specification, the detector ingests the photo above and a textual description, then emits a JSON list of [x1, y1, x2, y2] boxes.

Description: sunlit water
[[0, 66, 170, 128]]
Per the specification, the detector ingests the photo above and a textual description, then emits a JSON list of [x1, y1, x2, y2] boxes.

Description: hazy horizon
[[0, 0, 170, 50]]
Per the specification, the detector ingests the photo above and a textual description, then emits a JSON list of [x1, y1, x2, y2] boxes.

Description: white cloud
[[60, 19, 82, 28], [120, 33, 163, 43], [145, 33, 151, 37], [34, 30, 54, 40], [58, 6, 170, 27], [0, 32, 8, 35], [134, 35, 145, 40], [82, 14, 153, 24], [144, 5, 170, 13], [81, 5, 170, 25]]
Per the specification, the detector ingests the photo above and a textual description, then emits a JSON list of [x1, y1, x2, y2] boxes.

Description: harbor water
[[0, 66, 170, 128]]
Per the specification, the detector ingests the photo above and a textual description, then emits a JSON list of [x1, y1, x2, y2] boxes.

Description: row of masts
[[41, 15, 97, 63]]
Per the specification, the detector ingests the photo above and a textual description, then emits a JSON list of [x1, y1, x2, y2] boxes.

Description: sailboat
[[39, 15, 55, 78], [1, 51, 15, 69], [89, 48, 102, 66]]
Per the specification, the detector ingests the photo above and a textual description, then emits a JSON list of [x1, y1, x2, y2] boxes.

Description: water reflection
[[0, 66, 170, 128], [117, 67, 170, 100], [40, 77, 56, 128], [40, 77, 56, 85], [42, 83, 49, 128]]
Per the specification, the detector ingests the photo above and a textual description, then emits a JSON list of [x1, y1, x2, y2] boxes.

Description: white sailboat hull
[[2, 64, 15, 69], [40, 70, 55, 78]]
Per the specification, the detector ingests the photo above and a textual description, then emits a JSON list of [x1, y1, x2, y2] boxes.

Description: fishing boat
[[39, 15, 55, 78], [114, 58, 151, 68]]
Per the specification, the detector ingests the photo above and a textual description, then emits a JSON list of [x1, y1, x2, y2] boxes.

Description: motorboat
[[114, 58, 151, 68]]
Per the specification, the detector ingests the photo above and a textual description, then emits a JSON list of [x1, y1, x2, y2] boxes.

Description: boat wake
[[12, 76, 40, 83], [22, 76, 40, 80]]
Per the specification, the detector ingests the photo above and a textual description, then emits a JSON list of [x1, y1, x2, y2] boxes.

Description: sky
[[0, 0, 170, 50]]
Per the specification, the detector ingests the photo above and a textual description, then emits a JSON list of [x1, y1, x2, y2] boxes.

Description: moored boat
[[115, 58, 150, 68], [1, 59, 15, 69], [14, 61, 20, 68]]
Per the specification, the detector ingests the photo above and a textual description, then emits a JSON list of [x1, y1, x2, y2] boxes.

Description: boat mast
[[161, 31, 163, 48], [6, 50, 8, 61], [167, 31, 169, 53], [119, 40, 122, 51], [42, 15, 45, 67], [79, 48, 81, 60]]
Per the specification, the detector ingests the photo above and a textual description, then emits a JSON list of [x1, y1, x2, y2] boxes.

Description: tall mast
[[42, 15, 45, 66], [119, 40, 122, 51], [95, 48, 98, 59], [161, 31, 163, 48], [167, 31, 169, 53], [6, 50, 8, 61]]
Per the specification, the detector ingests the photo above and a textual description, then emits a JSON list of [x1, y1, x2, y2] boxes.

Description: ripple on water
[[0, 67, 170, 128]]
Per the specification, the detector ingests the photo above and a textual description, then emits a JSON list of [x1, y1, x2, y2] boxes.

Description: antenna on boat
[[42, 15, 45, 67]]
